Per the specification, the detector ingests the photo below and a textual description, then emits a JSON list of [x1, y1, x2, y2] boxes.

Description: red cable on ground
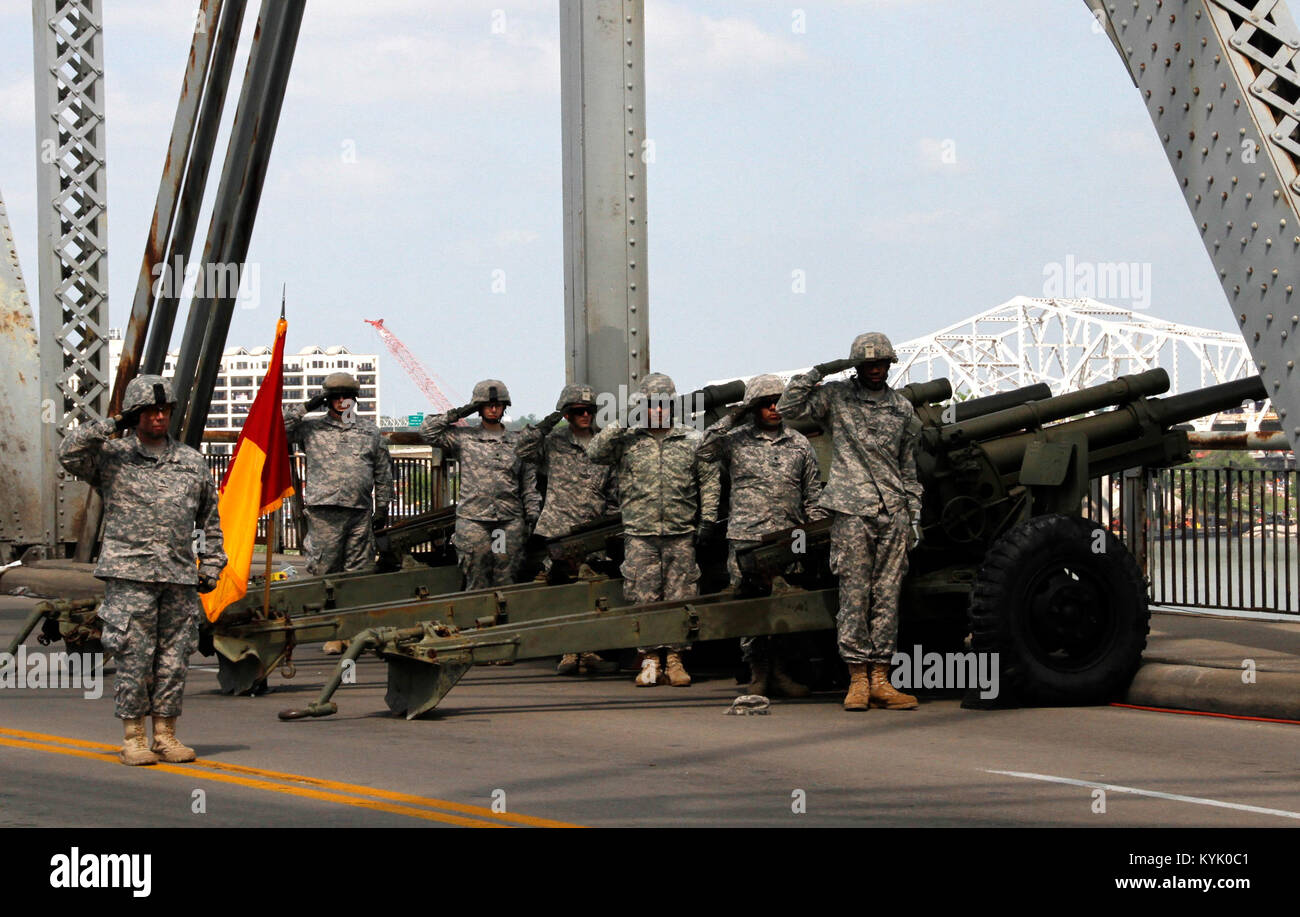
[[1110, 702, 1300, 726]]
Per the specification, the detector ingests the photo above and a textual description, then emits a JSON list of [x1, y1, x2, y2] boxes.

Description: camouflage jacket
[[283, 405, 394, 510], [697, 416, 828, 539], [777, 371, 923, 518], [420, 414, 541, 523], [516, 424, 618, 538], [586, 423, 720, 537], [58, 421, 227, 585]]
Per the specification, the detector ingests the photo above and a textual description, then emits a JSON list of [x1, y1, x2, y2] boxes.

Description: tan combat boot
[[869, 663, 919, 710], [635, 652, 663, 687], [120, 717, 159, 766], [664, 650, 692, 687], [322, 640, 348, 655], [745, 659, 770, 696], [556, 653, 580, 675], [843, 663, 871, 711], [770, 658, 810, 698], [151, 716, 197, 763], [579, 652, 619, 674]]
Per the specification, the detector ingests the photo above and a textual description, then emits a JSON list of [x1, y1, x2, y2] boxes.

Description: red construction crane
[[364, 319, 461, 417]]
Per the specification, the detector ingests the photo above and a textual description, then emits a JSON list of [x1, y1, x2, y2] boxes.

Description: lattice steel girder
[[561, 0, 650, 400], [0, 191, 45, 553], [1089, 0, 1300, 440], [31, 0, 109, 545]]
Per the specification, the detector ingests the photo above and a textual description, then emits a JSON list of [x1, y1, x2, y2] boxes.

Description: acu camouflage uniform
[[59, 421, 226, 719], [516, 423, 618, 574], [284, 404, 394, 577], [697, 412, 827, 663], [777, 368, 923, 665], [586, 421, 720, 650], [420, 413, 541, 590]]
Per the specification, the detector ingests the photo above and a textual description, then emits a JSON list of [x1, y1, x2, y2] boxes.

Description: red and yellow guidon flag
[[201, 316, 294, 621]]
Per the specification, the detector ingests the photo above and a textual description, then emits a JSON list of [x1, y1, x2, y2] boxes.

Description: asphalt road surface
[[2, 596, 1297, 828]]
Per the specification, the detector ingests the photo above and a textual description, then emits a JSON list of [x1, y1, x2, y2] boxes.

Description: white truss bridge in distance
[[892, 297, 1265, 431], [765, 296, 1269, 433]]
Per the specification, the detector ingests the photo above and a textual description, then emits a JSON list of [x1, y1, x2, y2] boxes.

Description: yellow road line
[[0, 727, 581, 828]]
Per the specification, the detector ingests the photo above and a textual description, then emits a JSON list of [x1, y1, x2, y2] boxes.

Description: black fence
[[204, 453, 455, 552], [1085, 467, 1297, 614]]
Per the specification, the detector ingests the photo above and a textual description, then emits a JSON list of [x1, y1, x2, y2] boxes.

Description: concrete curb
[[1125, 662, 1300, 721]]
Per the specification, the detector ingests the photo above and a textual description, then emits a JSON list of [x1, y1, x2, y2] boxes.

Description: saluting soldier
[[59, 375, 226, 765], [778, 333, 924, 712], [697, 373, 827, 697], [284, 371, 393, 654], [517, 383, 619, 675], [420, 379, 541, 590], [587, 373, 721, 688]]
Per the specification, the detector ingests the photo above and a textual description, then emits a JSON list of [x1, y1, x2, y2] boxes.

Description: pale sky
[[0, 0, 1242, 419]]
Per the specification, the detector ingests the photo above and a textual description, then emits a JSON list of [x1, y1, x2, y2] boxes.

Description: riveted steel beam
[[561, 0, 650, 400]]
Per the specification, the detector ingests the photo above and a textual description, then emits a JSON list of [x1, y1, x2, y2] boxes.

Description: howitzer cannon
[[283, 370, 1265, 720], [207, 509, 626, 695]]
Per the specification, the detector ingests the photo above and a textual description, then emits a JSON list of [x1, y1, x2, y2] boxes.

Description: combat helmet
[[742, 373, 785, 408], [121, 374, 176, 415], [637, 372, 677, 399], [556, 383, 598, 413], [323, 372, 361, 398], [471, 379, 511, 406], [849, 332, 898, 364]]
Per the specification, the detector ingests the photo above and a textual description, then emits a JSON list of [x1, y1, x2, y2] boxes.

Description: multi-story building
[[107, 329, 381, 454]]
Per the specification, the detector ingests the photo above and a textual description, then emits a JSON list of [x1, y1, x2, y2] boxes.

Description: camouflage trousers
[[98, 578, 201, 719], [729, 539, 801, 664], [304, 505, 375, 576], [454, 517, 526, 591], [829, 511, 910, 665], [623, 534, 698, 652]]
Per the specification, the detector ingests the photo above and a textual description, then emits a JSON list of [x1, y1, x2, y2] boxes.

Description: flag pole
[[261, 285, 287, 619]]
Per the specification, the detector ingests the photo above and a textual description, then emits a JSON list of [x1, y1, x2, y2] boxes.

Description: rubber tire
[[969, 513, 1149, 706]]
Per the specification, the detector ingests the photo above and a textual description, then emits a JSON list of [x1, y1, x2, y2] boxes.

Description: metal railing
[[1086, 466, 1298, 615], [204, 453, 455, 552]]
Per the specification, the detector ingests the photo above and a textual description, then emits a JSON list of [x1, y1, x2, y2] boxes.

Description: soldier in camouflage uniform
[[284, 372, 394, 577], [587, 373, 721, 687], [777, 333, 924, 711], [285, 372, 393, 654], [517, 383, 620, 675], [58, 375, 226, 765], [698, 374, 827, 697], [420, 379, 541, 590]]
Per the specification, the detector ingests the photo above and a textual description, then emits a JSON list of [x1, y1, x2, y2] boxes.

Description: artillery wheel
[[969, 513, 1148, 705]]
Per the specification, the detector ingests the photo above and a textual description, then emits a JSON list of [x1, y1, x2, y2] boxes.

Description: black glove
[[448, 402, 478, 421], [372, 508, 390, 532], [729, 402, 755, 422], [537, 410, 564, 434], [813, 357, 857, 377], [696, 521, 722, 545], [305, 392, 328, 412], [198, 573, 220, 594], [115, 408, 141, 430]]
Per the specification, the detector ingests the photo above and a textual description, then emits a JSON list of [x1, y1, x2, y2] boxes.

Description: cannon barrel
[[897, 378, 953, 408], [1147, 376, 1269, 428], [934, 369, 1170, 447], [979, 374, 1268, 473], [689, 377, 956, 413], [692, 377, 1054, 435], [950, 383, 1052, 423]]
